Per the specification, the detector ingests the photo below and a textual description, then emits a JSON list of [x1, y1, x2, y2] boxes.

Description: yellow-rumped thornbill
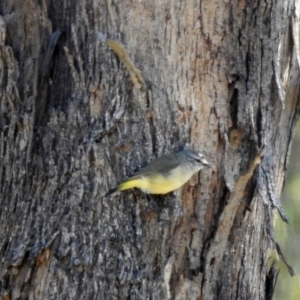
[[105, 150, 214, 196]]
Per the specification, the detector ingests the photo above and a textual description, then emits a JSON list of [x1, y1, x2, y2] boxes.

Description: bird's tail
[[104, 178, 140, 196], [104, 187, 118, 197]]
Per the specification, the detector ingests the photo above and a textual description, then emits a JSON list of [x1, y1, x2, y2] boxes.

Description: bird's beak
[[203, 160, 214, 168]]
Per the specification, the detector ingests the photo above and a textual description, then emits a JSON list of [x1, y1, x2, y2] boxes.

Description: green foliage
[[275, 123, 300, 300]]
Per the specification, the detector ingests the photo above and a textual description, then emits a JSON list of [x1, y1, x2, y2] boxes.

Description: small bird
[[105, 150, 213, 195]]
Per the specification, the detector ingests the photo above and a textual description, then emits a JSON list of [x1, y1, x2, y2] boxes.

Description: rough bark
[[0, 0, 299, 299]]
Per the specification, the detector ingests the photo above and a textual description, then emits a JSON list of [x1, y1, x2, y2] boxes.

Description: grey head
[[179, 150, 214, 170]]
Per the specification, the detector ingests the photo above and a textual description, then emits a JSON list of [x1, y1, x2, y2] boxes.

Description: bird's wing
[[127, 153, 181, 180]]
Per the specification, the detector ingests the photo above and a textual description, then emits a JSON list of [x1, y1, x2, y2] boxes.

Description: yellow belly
[[119, 167, 194, 194]]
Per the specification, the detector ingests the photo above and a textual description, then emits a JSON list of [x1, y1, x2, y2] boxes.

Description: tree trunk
[[0, 1, 299, 299]]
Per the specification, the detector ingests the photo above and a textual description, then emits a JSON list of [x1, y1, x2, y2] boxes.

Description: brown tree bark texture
[[0, 0, 299, 299]]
